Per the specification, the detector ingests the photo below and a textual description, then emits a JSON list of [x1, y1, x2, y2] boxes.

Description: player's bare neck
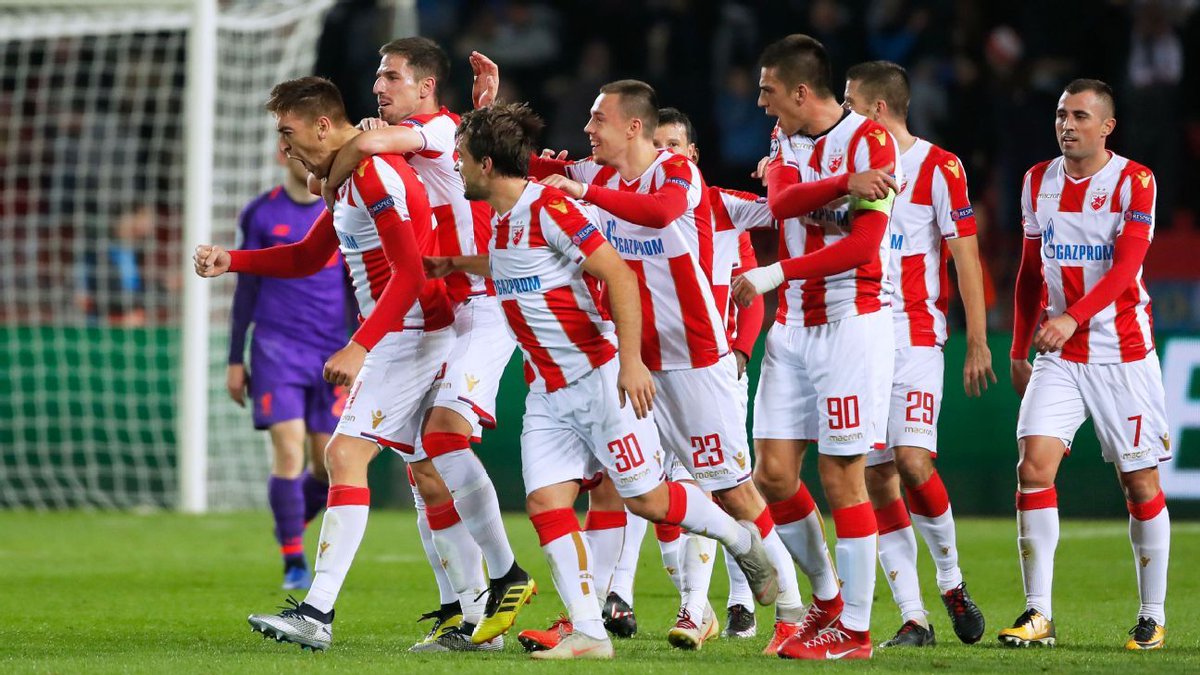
[[1063, 149, 1112, 180], [412, 97, 441, 117], [614, 140, 659, 182], [489, 178, 529, 218], [797, 99, 846, 138], [282, 176, 321, 205], [889, 122, 916, 154]]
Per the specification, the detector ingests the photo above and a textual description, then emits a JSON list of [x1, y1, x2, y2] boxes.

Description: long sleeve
[[778, 209, 888, 280], [349, 160, 427, 351], [1064, 228, 1152, 325], [528, 153, 571, 180], [732, 233, 763, 355], [765, 160, 851, 220], [584, 182, 689, 229], [1010, 236, 1045, 359], [227, 206, 263, 365], [228, 210, 339, 278]]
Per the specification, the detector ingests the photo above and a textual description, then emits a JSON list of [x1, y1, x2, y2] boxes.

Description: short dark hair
[[657, 107, 696, 147], [758, 34, 833, 97], [846, 61, 910, 119], [1063, 78, 1115, 117], [265, 76, 348, 123], [379, 37, 451, 92], [599, 79, 659, 138], [457, 102, 545, 178]]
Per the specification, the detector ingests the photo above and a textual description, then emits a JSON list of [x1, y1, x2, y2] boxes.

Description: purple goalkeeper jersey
[[228, 185, 349, 364]]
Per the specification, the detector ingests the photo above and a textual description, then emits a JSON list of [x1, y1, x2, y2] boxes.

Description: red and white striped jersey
[[770, 112, 900, 327], [888, 139, 977, 349], [708, 185, 772, 333], [1020, 151, 1156, 364], [563, 150, 728, 370], [334, 154, 453, 333], [489, 181, 617, 392], [400, 107, 492, 303]]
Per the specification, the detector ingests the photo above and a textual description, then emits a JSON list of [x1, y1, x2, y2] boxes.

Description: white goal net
[[0, 0, 334, 510]]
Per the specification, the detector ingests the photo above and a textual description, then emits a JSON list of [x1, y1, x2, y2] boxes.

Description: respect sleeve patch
[[571, 222, 599, 247], [368, 196, 394, 216], [1125, 209, 1152, 224], [951, 205, 974, 221]]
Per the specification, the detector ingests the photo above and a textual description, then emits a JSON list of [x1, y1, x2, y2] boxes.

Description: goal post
[[0, 0, 335, 511]]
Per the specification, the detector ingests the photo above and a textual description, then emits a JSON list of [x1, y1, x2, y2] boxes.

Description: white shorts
[[665, 363, 753, 482], [869, 346, 944, 466], [335, 328, 454, 463], [1016, 351, 1172, 473], [753, 310, 894, 457], [652, 354, 753, 492], [432, 296, 516, 438], [521, 359, 666, 499]]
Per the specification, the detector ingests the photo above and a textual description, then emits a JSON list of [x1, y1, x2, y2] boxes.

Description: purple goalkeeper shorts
[[249, 337, 343, 435]]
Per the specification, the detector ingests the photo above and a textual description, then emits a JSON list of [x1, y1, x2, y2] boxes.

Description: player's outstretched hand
[[847, 168, 899, 201], [470, 51, 499, 109], [1033, 315, 1078, 354], [538, 174, 586, 199], [1010, 358, 1033, 398], [323, 341, 367, 387], [963, 340, 997, 397], [226, 364, 248, 407], [193, 244, 231, 277], [357, 117, 389, 131], [732, 262, 784, 307], [617, 357, 655, 419], [540, 148, 570, 161], [423, 256, 455, 279]]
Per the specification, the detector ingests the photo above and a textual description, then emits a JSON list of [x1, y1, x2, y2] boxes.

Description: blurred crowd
[[3, 0, 1196, 330], [318, 0, 1199, 331]]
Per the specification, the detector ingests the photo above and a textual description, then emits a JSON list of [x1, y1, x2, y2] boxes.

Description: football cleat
[[409, 606, 464, 653], [941, 582, 985, 643], [472, 570, 537, 644], [730, 521, 779, 606], [529, 630, 613, 660], [793, 599, 842, 645], [435, 623, 505, 652], [602, 592, 638, 638], [778, 621, 872, 660], [761, 619, 798, 655], [282, 565, 312, 591], [724, 604, 757, 639], [248, 596, 332, 651], [667, 604, 719, 650], [1125, 617, 1165, 650], [879, 620, 936, 648], [518, 615, 572, 652], [998, 608, 1056, 647]]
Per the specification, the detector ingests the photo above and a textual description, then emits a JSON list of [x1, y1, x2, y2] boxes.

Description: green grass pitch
[[2, 510, 1198, 672]]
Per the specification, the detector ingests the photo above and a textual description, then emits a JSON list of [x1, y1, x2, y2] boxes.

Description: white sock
[[832, 503, 878, 633], [681, 534, 718, 621], [775, 512, 840, 601], [763, 529, 805, 621], [610, 512, 647, 605], [305, 485, 370, 614], [415, 496, 458, 604], [911, 509, 963, 592], [878, 526, 925, 623], [427, 501, 487, 625], [668, 482, 751, 554], [583, 511, 627, 598], [1017, 488, 1059, 619], [432, 449, 516, 578], [657, 527, 684, 592], [533, 509, 606, 640], [723, 544, 754, 609], [1129, 496, 1169, 624]]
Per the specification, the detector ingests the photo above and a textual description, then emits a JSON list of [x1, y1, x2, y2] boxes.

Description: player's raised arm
[[325, 127, 425, 195], [469, 50, 499, 109]]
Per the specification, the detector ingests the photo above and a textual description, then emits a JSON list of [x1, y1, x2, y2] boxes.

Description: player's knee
[[624, 492, 668, 522], [894, 449, 934, 487], [752, 463, 796, 502], [270, 450, 304, 479], [864, 463, 898, 501], [1119, 467, 1161, 504]]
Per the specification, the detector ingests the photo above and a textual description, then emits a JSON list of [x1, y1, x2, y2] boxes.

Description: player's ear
[[420, 76, 436, 99], [316, 115, 330, 140], [629, 117, 641, 141], [1101, 116, 1116, 138], [793, 82, 807, 106]]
